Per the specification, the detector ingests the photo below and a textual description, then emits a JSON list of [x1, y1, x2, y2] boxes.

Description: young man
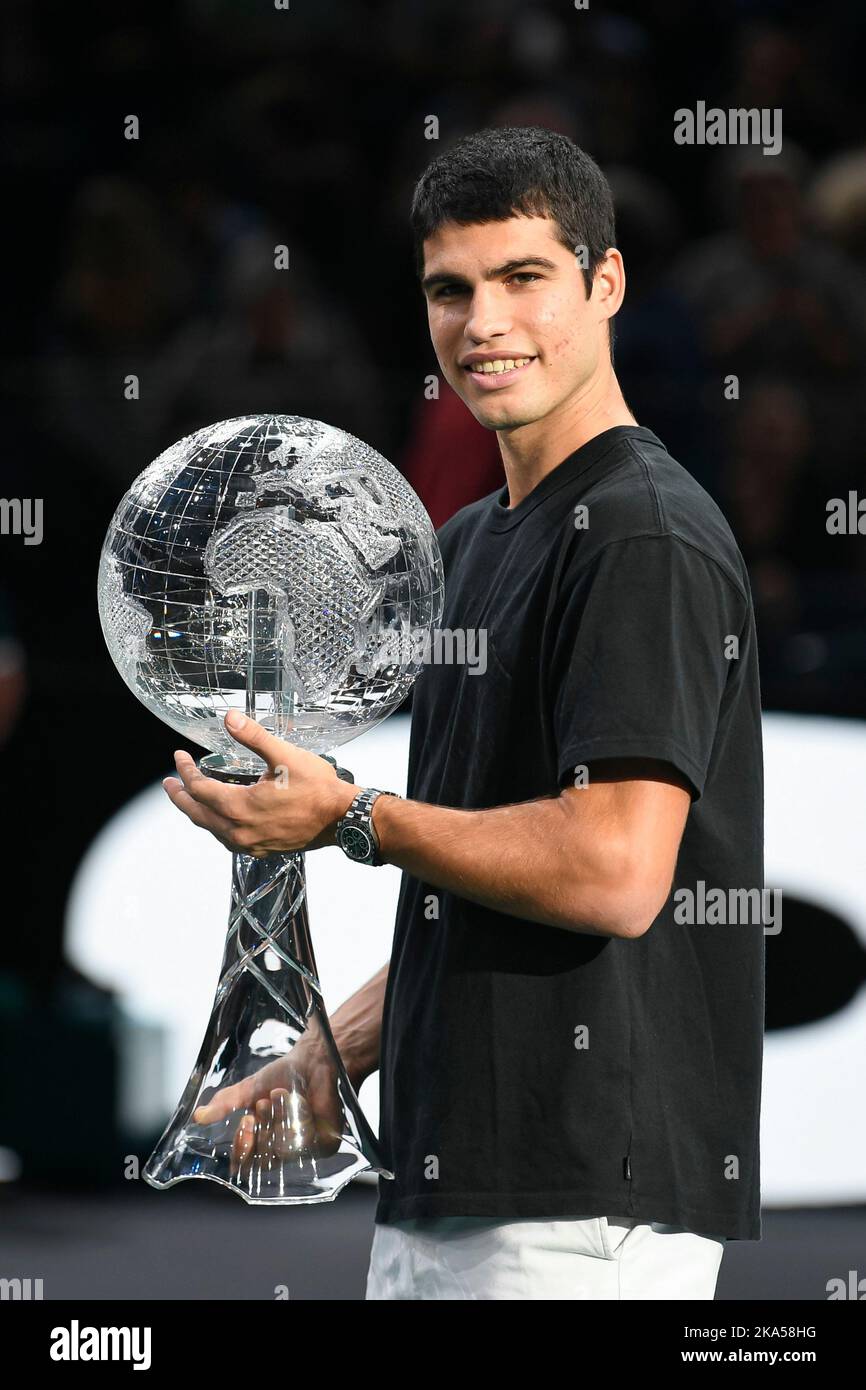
[[165, 127, 764, 1300]]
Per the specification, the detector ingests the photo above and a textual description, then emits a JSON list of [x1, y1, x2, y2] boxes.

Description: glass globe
[[98, 413, 444, 772]]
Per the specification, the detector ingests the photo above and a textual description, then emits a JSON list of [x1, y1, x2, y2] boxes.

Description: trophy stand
[[143, 754, 394, 1204]]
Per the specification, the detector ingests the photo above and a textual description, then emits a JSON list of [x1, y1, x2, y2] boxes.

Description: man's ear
[[594, 247, 626, 324]]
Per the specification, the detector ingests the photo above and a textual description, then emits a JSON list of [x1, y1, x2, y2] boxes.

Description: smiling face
[[421, 214, 623, 434]]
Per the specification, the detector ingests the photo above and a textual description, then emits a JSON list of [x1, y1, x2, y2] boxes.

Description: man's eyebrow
[[421, 256, 559, 294]]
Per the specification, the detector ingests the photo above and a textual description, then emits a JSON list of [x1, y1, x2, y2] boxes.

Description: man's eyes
[[433, 273, 542, 300]]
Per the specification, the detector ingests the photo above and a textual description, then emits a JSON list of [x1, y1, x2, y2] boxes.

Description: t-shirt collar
[[485, 425, 663, 532]]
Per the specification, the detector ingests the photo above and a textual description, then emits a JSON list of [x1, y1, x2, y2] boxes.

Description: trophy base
[[142, 1133, 381, 1206], [199, 751, 355, 784]]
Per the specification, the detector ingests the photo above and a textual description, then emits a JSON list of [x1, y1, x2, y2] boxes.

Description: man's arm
[[164, 718, 691, 941], [370, 758, 691, 939], [330, 962, 389, 1088]]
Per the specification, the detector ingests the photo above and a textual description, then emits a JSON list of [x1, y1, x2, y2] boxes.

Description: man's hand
[[192, 1024, 350, 1178], [162, 710, 358, 857]]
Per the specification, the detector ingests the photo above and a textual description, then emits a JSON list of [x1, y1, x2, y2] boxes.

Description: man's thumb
[[224, 710, 290, 770]]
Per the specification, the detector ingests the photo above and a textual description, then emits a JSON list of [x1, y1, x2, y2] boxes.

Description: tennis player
[[165, 127, 764, 1301]]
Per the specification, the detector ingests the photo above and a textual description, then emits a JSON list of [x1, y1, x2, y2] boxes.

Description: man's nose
[[464, 286, 512, 342]]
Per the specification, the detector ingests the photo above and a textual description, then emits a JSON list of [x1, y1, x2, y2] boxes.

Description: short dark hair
[[410, 126, 617, 301]]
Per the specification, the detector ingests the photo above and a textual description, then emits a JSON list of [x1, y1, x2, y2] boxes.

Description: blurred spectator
[[722, 19, 849, 152], [40, 177, 199, 488], [676, 147, 866, 379], [164, 230, 388, 447], [719, 379, 866, 711], [674, 146, 866, 465], [0, 592, 26, 749], [809, 147, 866, 266]]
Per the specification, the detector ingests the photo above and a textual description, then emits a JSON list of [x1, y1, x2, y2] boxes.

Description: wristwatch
[[336, 788, 399, 866]]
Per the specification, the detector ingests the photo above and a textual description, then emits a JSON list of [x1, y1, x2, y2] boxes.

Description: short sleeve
[[549, 534, 748, 800]]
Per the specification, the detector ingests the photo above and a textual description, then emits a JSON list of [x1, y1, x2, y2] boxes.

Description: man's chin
[[470, 405, 541, 432], [458, 392, 541, 432]]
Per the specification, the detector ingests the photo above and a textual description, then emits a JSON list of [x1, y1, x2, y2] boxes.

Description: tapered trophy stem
[[143, 834, 393, 1203]]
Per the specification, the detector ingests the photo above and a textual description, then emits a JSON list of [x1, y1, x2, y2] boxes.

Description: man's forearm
[[330, 962, 389, 1086], [370, 792, 629, 936]]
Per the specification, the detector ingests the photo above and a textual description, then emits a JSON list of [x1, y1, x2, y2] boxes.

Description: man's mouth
[[462, 355, 536, 387], [465, 356, 534, 375]]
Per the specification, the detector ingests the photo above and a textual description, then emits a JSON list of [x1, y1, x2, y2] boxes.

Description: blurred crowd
[[1, 0, 866, 992]]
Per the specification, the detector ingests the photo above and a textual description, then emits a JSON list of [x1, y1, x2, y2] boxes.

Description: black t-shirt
[[375, 425, 764, 1241]]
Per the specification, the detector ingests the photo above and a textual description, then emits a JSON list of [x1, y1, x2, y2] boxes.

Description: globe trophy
[[97, 414, 444, 1203]]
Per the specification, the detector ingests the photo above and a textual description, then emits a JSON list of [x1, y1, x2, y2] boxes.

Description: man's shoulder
[[572, 431, 749, 604]]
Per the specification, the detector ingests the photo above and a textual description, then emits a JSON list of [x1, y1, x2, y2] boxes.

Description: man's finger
[[172, 750, 237, 814], [231, 1113, 256, 1182], [194, 1076, 255, 1125], [224, 710, 300, 774], [162, 777, 217, 830]]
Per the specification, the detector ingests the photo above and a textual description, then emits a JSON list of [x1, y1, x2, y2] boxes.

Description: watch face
[[340, 825, 372, 860]]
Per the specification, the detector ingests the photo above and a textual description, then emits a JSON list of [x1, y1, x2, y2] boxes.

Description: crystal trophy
[[97, 415, 444, 1203]]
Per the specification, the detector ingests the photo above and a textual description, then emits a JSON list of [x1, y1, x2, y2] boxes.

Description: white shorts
[[365, 1213, 727, 1300]]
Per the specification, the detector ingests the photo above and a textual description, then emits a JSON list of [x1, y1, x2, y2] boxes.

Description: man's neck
[[497, 377, 637, 510]]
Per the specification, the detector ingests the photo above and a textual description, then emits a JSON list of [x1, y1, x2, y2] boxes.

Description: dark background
[[0, 0, 864, 1298]]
